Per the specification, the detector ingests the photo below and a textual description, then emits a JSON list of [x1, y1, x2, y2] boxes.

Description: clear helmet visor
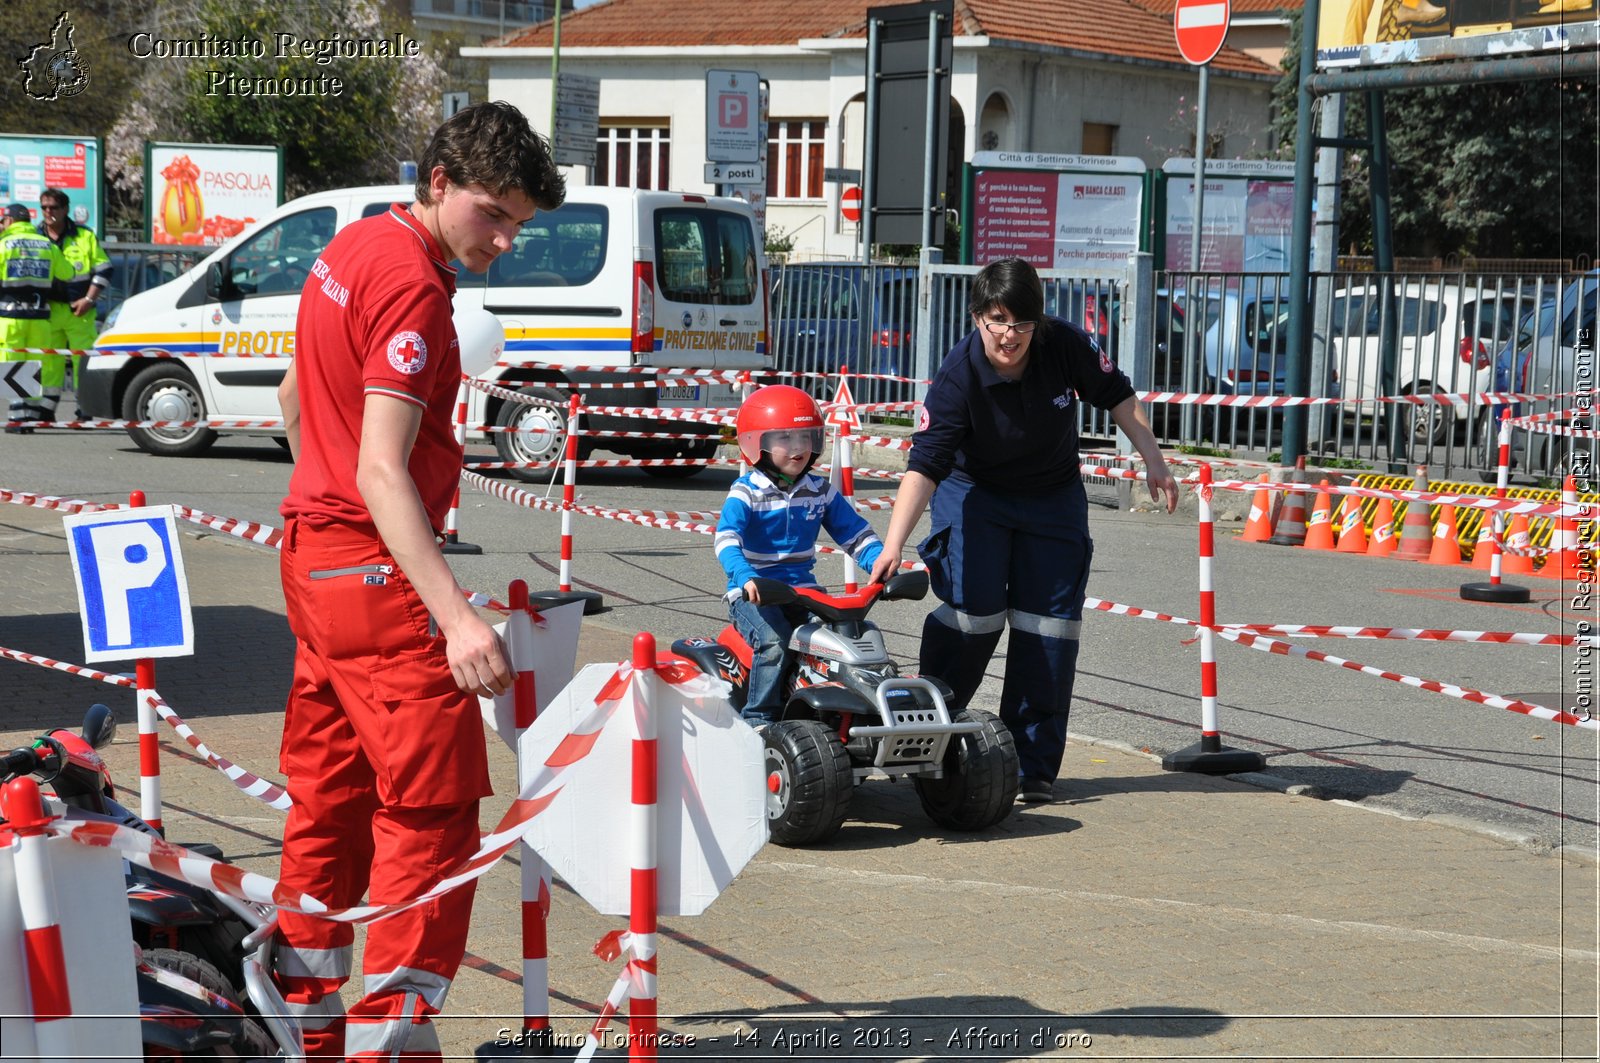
[[760, 427, 824, 456]]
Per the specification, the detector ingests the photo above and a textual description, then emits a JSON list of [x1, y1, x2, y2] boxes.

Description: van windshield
[[482, 203, 609, 287]]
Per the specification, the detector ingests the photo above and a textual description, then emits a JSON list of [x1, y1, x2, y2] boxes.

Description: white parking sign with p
[[64, 506, 194, 662]]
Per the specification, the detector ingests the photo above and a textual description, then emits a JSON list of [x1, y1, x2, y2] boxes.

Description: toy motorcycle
[[672, 570, 1019, 845], [2, 705, 301, 1060]]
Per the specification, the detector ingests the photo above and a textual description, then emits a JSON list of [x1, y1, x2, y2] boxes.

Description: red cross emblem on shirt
[[386, 330, 428, 375]]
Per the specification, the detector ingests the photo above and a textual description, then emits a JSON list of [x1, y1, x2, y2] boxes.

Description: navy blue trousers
[[917, 474, 1093, 784]]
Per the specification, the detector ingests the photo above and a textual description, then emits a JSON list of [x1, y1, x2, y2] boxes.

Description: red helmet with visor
[[735, 385, 825, 468]]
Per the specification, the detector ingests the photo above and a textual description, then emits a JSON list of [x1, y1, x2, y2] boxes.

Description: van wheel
[[122, 363, 218, 457], [641, 440, 717, 479], [494, 386, 569, 483]]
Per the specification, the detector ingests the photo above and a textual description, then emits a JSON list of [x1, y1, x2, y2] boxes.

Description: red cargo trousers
[[273, 518, 492, 1060]]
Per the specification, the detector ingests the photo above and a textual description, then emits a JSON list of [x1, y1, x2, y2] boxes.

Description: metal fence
[[767, 258, 1595, 484]]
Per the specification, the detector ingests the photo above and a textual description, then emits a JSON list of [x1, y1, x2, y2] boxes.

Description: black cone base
[[1162, 740, 1266, 775], [529, 589, 606, 615], [1460, 580, 1531, 604]]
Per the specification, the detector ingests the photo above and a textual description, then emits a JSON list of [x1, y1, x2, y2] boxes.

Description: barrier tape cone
[[1267, 457, 1309, 547], [1241, 474, 1275, 543], [1304, 480, 1336, 551], [1368, 497, 1398, 557], [1538, 476, 1590, 580], [1500, 513, 1535, 576], [1335, 493, 1369, 553], [1392, 464, 1434, 561], [1426, 503, 1461, 566]]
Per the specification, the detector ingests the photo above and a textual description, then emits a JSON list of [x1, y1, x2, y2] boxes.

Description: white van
[[82, 184, 769, 481]]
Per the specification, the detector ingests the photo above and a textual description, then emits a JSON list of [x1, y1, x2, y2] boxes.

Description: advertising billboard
[[1316, 0, 1598, 70], [966, 152, 1147, 271], [144, 142, 283, 246], [1161, 158, 1294, 273], [0, 134, 102, 232]]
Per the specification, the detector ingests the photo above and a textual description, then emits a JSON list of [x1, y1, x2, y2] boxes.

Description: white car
[[1328, 280, 1533, 448]]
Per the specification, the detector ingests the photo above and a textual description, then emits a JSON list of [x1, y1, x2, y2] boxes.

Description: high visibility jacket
[[38, 218, 111, 302], [0, 221, 70, 320]]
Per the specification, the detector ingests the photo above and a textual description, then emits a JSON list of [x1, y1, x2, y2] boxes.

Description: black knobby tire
[[142, 947, 277, 1058], [764, 719, 852, 846], [122, 362, 218, 457], [914, 709, 1020, 831], [493, 385, 571, 483]]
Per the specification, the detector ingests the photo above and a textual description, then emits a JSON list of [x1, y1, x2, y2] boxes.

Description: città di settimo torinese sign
[[126, 29, 423, 97]]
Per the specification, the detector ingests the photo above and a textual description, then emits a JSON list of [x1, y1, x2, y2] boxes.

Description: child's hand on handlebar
[[743, 579, 762, 604]]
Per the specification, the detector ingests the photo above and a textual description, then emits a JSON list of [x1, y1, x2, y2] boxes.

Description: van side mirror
[[205, 261, 235, 301]]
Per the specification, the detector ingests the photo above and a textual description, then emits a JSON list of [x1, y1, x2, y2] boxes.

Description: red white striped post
[[560, 395, 580, 594], [129, 490, 163, 834], [1462, 408, 1532, 603], [737, 371, 754, 477], [441, 376, 482, 555], [628, 632, 660, 1060], [1162, 463, 1264, 774], [838, 427, 859, 593], [3, 777, 76, 1058], [509, 580, 553, 1048]]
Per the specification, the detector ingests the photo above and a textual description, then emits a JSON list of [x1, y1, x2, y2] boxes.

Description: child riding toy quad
[[672, 570, 1019, 845]]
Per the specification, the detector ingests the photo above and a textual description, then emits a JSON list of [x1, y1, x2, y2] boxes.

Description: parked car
[[770, 264, 918, 400], [1200, 281, 1295, 397], [1479, 271, 1599, 477], [1052, 282, 1189, 393], [1327, 280, 1535, 447]]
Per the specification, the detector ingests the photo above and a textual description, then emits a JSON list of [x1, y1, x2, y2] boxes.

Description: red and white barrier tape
[[141, 691, 292, 811], [4, 417, 286, 432], [2, 489, 122, 516], [1214, 626, 1598, 731], [1209, 478, 1589, 519], [0, 646, 136, 688]]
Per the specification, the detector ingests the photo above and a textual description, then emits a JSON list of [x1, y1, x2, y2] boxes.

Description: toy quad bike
[[671, 570, 1019, 845]]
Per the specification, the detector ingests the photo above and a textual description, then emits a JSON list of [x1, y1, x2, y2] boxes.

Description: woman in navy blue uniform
[[868, 258, 1178, 803]]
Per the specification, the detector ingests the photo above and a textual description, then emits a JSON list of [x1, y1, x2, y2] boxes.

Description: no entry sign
[[841, 185, 862, 223], [1174, 0, 1230, 66]]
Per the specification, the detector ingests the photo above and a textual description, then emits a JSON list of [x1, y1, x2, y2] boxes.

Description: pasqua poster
[[146, 143, 282, 246]]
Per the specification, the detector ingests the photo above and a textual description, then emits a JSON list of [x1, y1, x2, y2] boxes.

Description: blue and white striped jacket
[[714, 469, 883, 600]]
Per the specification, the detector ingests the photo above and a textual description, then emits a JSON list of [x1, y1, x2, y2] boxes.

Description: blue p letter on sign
[[64, 506, 194, 662]]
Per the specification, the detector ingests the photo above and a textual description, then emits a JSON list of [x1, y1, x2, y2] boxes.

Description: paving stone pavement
[[2, 501, 1597, 1061]]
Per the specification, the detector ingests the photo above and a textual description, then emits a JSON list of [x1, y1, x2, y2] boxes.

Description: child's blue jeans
[[728, 596, 805, 724]]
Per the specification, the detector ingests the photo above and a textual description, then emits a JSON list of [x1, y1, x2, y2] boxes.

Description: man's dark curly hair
[[415, 100, 566, 211]]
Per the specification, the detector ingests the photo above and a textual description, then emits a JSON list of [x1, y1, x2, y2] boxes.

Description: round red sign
[[1174, 0, 1230, 66], [841, 185, 862, 224]]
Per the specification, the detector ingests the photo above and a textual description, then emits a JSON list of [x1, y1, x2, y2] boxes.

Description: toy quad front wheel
[[914, 709, 1019, 830], [764, 720, 852, 846]]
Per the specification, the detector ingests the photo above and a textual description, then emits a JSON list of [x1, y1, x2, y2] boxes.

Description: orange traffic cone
[[1336, 494, 1369, 553], [1393, 464, 1434, 561], [1426, 503, 1462, 566], [1368, 498, 1398, 557], [1241, 474, 1275, 543], [1267, 457, 1309, 547], [1469, 516, 1497, 570], [1304, 480, 1336, 551], [1537, 476, 1591, 580], [1500, 513, 1536, 576]]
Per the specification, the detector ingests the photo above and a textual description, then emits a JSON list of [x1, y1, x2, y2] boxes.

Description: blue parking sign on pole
[[63, 507, 194, 662]]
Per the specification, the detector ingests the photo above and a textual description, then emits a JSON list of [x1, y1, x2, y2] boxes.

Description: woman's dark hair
[[416, 101, 567, 211], [967, 257, 1046, 329]]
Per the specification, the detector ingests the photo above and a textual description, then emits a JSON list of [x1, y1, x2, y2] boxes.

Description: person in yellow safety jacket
[[1, 203, 73, 434], [37, 187, 111, 416]]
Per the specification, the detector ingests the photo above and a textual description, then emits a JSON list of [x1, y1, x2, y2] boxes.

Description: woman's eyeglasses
[[981, 319, 1036, 335]]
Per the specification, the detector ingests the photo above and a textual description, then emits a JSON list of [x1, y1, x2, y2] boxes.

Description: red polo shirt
[[281, 206, 461, 531]]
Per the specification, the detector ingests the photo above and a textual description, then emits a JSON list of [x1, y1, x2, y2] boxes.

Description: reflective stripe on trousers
[[917, 474, 1093, 784]]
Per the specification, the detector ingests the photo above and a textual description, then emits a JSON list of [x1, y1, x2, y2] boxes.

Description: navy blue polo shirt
[[907, 316, 1135, 493]]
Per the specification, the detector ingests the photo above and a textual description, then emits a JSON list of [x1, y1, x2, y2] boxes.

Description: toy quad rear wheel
[[764, 719, 852, 846], [914, 709, 1019, 830]]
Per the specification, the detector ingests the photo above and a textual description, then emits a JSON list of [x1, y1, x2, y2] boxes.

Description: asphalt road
[[5, 423, 1596, 854]]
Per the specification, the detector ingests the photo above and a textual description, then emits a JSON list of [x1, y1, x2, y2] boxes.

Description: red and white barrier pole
[[737, 371, 754, 477], [509, 580, 553, 1047], [628, 632, 660, 1060], [1462, 408, 1532, 603], [560, 395, 580, 595], [1161, 463, 1264, 774], [441, 376, 482, 555], [129, 489, 163, 834], [837, 426, 859, 593], [3, 778, 76, 1059]]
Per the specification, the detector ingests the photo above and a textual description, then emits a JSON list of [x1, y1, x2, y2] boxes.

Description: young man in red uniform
[[273, 101, 564, 1060]]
